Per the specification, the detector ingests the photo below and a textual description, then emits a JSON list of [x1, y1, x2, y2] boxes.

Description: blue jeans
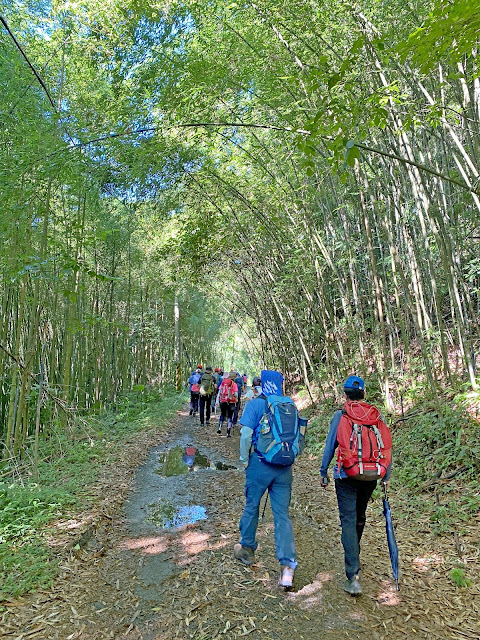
[[239, 452, 297, 569], [334, 478, 377, 579]]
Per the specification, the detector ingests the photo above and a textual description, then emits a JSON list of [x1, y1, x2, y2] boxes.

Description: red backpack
[[219, 379, 238, 404], [336, 401, 392, 481]]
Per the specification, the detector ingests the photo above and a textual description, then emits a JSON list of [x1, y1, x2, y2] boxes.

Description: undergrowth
[[0, 390, 185, 602]]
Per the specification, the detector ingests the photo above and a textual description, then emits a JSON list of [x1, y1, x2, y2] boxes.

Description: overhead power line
[[0, 14, 57, 111]]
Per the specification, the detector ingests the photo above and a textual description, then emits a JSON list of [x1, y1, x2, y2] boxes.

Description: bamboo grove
[[1, 0, 479, 459]]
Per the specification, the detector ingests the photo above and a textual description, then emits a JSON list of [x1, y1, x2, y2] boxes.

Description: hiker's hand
[[381, 479, 390, 489], [320, 475, 329, 489]]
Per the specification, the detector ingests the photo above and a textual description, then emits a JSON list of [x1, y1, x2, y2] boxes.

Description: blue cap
[[261, 370, 284, 396], [344, 375, 365, 391]]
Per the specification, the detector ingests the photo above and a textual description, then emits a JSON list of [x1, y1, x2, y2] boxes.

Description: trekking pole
[[260, 493, 269, 521]]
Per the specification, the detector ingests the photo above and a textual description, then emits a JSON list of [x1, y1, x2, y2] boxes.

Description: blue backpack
[[235, 375, 244, 397], [254, 394, 304, 466]]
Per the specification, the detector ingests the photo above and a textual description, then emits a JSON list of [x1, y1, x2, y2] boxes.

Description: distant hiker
[[244, 376, 262, 403], [188, 368, 202, 416], [234, 370, 306, 591], [217, 371, 238, 437], [215, 369, 224, 409], [212, 367, 222, 414], [243, 372, 248, 387], [320, 376, 392, 596], [199, 366, 216, 427], [232, 371, 245, 430]]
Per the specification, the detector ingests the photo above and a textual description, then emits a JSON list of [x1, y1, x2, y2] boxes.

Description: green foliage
[[304, 403, 337, 455], [394, 397, 480, 488], [399, 0, 480, 73], [450, 567, 472, 588], [0, 543, 57, 599]]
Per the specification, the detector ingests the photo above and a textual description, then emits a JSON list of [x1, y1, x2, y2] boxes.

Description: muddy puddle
[[121, 435, 240, 635], [124, 438, 239, 537], [156, 444, 236, 476]]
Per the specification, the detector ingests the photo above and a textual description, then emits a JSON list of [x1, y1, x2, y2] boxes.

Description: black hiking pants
[[199, 394, 212, 425], [190, 391, 199, 413], [219, 402, 235, 428], [232, 396, 242, 424], [334, 477, 377, 580]]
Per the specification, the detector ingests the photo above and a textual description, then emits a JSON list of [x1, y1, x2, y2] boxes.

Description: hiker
[[188, 368, 202, 416], [232, 371, 245, 430], [234, 370, 305, 590], [215, 369, 224, 410], [212, 367, 222, 414], [217, 371, 238, 437], [199, 366, 216, 427], [320, 376, 392, 596], [244, 376, 262, 403]]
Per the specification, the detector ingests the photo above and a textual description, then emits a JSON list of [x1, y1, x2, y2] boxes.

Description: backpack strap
[[354, 423, 363, 475], [371, 423, 385, 449]]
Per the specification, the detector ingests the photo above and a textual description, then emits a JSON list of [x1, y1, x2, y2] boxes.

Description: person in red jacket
[[320, 376, 392, 596], [217, 371, 238, 437]]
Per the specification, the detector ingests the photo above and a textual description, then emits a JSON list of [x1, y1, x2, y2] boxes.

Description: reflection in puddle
[[156, 446, 235, 476], [148, 498, 207, 529]]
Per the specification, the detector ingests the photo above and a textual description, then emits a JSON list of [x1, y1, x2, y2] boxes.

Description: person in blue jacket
[[233, 370, 297, 590], [188, 368, 202, 416], [320, 375, 392, 596]]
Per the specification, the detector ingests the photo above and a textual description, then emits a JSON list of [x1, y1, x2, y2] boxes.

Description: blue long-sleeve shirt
[[320, 410, 392, 480]]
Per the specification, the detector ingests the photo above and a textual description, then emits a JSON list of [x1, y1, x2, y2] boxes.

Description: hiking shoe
[[234, 544, 255, 566], [279, 566, 294, 590], [200, 423, 204, 427], [344, 575, 362, 596], [206, 421, 211, 426], [217, 428, 222, 434], [189, 409, 193, 416]]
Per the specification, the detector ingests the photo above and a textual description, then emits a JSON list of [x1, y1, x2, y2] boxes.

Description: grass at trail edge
[[0, 391, 185, 602]]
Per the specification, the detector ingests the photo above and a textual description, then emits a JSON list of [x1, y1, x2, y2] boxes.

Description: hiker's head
[[197, 364, 203, 369], [261, 370, 284, 396], [205, 366, 213, 373], [195, 367, 202, 374], [228, 370, 237, 380], [214, 367, 219, 372], [252, 376, 261, 387], [344, 375, 365, 400]]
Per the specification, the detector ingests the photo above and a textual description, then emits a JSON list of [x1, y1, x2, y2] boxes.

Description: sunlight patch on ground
[[209, 533, 236, 550], [376, 580, 401, 606], [287, 572, 334, 609], [51, 517, 93, 531], [47, 517, 95, 547], [121, 535, 169, 554], [413, 553, 444, 572], [179, 530, 210, 555]]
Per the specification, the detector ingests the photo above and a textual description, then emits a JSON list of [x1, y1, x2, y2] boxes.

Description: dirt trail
[[2, 405, 479, 640]]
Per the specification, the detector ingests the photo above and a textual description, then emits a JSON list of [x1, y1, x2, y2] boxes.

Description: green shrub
[[450, 567, 472, 588]]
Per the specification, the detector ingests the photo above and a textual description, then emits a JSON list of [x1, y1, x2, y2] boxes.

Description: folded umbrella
[[382, 483, 399, 591]]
